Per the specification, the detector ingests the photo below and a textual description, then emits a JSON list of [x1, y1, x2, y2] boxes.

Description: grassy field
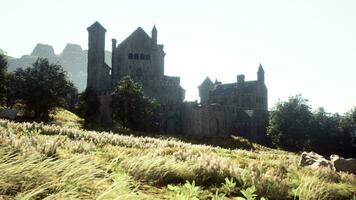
[[0, 110, 355, 199]]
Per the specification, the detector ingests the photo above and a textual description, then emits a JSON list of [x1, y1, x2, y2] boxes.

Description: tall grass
[[0, 147, 135, 199], [0, 119, 355, 199]]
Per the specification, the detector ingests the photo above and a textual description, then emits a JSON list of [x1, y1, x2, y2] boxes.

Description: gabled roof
[[87, 21, 107, 32], [117, 27, 151, 48], [199, 77, 213, 88]]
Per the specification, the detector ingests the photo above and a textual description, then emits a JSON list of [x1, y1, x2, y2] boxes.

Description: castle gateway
[[87, 21, 268, 143]]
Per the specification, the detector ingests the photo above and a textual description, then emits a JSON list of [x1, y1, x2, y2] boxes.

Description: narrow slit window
[[140, 54, 145, 60], [128, 53, 133, 59]]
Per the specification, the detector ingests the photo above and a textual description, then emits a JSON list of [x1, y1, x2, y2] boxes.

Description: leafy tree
[[309, 108, 341, 155], [8, 58, 76, 121], [268, 95, 355, 156], [267, 95, 312, 151], [0, 49, 8, 106], [343, 107, 356, 127], [307, 107, 356, 157], [112, 76, 159, 132], [338, 107, 356, 156], [5, 68, 27, 107]]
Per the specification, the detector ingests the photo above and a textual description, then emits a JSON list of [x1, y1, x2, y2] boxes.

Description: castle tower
[[151, 25, 157, 48], [87, 21, 106, 91], [257, 64, 265, 83], [199, 77, 214, 104], [111, 38, 117, 84]]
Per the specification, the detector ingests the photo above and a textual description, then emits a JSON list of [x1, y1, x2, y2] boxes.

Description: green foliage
[[309, 107, 355, 156], [212, 191, 226, 200], [236, 186, 258, 200], [234, 186, 268, 200], [112, 76, 160, 132], [20, 126, 42, 136], [220, 177, 236, 195], [267, 94, 312, 151], [268, 95, 356, 156], [167, 181, 203, 200], [4, 67, 25, 107], [6, 58, 76, 121]]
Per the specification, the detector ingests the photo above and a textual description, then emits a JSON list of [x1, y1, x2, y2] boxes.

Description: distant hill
[[7, 43, 112, 92]]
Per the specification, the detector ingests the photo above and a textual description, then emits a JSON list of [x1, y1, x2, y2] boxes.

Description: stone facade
[[86, 21, 268, 142], [182, 65, 268, 142]]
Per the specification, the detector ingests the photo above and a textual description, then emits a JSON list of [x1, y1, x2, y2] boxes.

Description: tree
[[6, 68, 27, 107], [8, 58, 76, 120], [338, 107, 356, 157], [112, 76, 159, 132], [267, 95, 312, 151], [0, 49, 8, 106], [343, 107, 356, 127], [309, 107, 341, 155]]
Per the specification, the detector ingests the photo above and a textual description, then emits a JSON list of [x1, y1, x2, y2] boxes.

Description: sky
[[1, 0, 355, 113]]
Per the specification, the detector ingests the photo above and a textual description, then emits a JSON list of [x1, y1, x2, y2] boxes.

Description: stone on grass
[[299, 152, 333, 169], [330, 155, 356, 174]]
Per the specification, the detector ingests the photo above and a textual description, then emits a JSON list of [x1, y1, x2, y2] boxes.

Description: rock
[[31, 43, 56, 58], [330, 155, 356, 174], [299, 152, 333, 169], [0, 108, 18, 120], [61, 43, 84, 59]]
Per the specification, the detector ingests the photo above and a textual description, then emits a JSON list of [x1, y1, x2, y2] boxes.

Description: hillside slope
[[0, 119, 355, 200]]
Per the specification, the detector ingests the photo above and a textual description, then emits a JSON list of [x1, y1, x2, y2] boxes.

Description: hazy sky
[[1, 0, 355, 113]]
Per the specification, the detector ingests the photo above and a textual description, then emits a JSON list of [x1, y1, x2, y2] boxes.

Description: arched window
[[136, 68, 142, 78], [145, 54, 151, 60], [140, 53, 145, 60], [128, 53, 133, 59], [134, 53, 139, 60]]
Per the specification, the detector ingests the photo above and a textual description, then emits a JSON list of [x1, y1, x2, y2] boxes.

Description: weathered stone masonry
[[86, 21, 268, 142]]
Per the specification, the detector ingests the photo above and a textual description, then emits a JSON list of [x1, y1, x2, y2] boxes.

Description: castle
[[87, 21, 268, 142]]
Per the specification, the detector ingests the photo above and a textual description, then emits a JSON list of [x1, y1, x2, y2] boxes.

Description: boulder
[[330, 155, 356, 174], [0, 108, 18, 120], [299, 152, 333, 169]]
